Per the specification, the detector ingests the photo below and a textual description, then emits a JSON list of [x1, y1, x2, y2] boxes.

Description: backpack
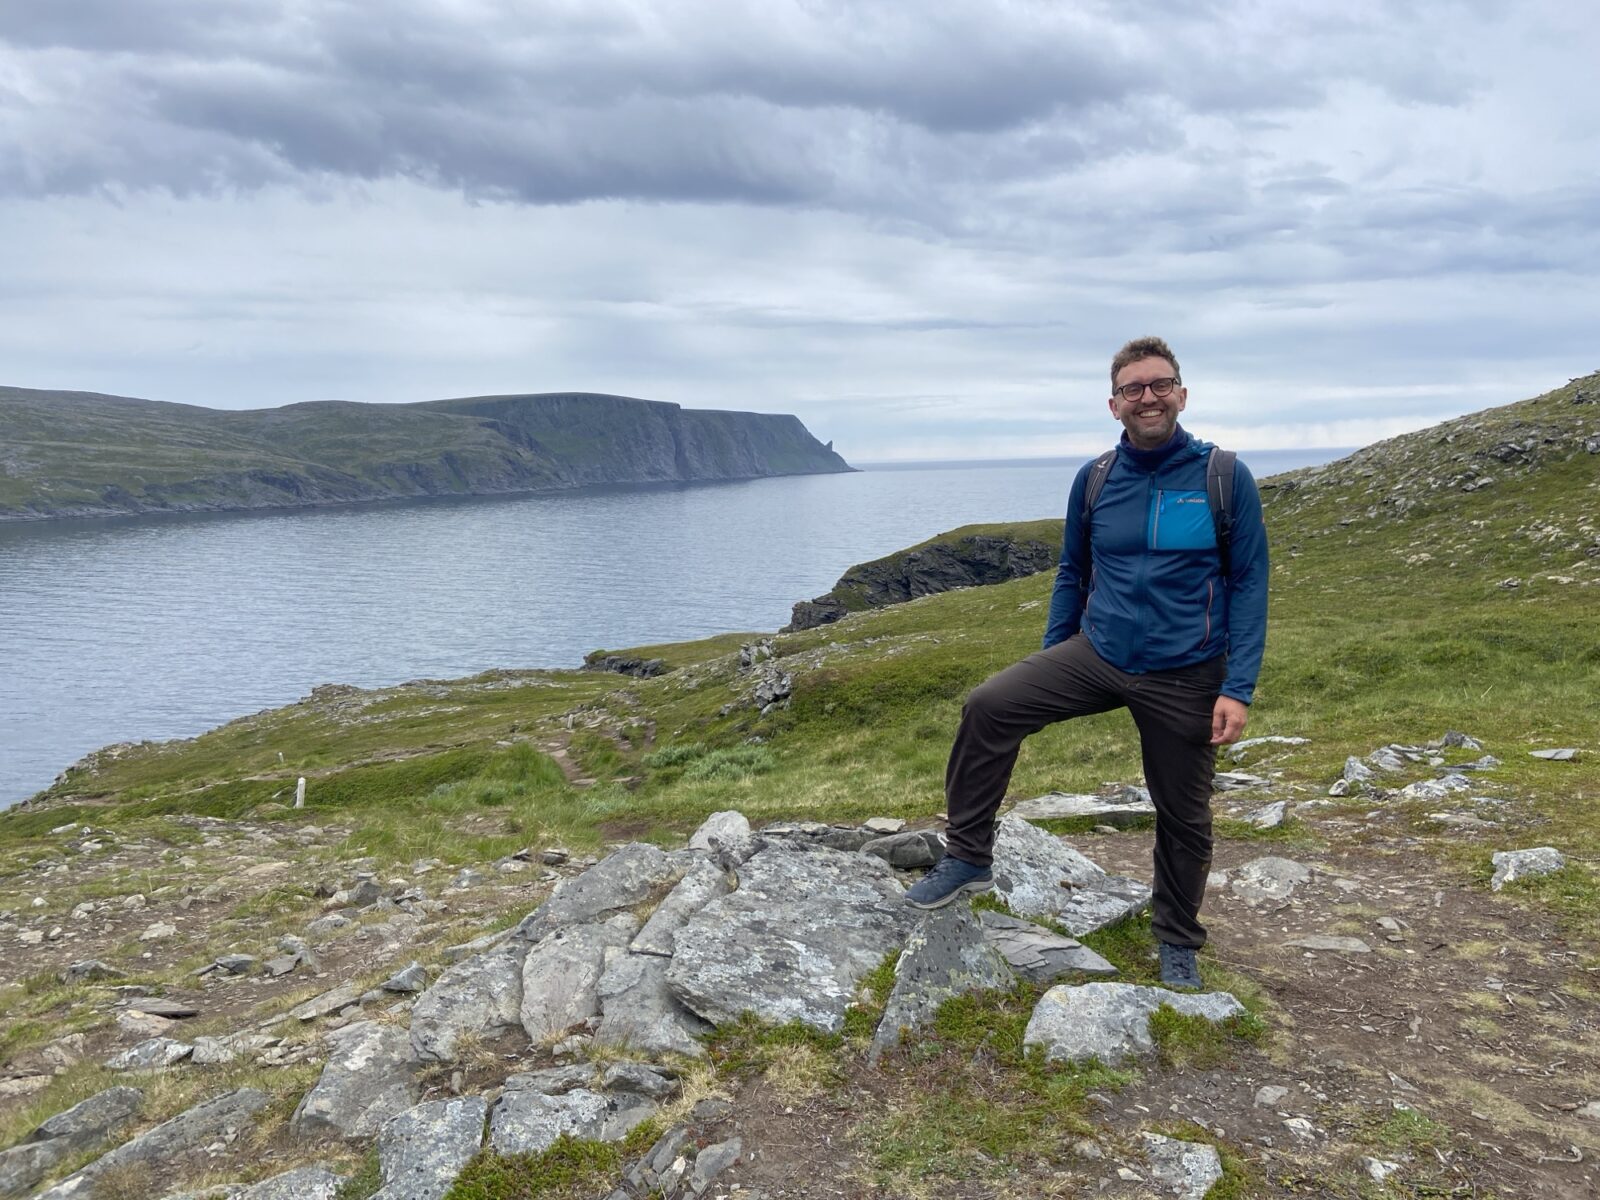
[[1080, 445, 1237, 582]]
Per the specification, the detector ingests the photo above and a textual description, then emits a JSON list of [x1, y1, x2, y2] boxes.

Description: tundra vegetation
[[1, 373, 1598, 1198]]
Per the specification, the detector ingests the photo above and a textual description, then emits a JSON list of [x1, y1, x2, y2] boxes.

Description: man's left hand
[[1210, 696, 1249, 745]]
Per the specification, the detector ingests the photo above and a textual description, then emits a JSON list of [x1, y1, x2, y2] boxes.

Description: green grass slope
[[15, 372, 1597, 867]]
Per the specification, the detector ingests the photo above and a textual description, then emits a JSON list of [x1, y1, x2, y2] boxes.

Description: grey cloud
[[0, 0, 1486, 210]]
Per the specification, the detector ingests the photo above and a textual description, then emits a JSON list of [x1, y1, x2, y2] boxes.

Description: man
[[904, 336, 1269, 991]]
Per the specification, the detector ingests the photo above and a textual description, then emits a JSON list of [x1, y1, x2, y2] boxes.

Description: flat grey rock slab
[[1, 1087, 143, 1197], [372, 1096, 487, 1200], [1491, 846, 1566, 890], [104, 1037, 192, 1070], [522, 915, 638, 1039], [503, 1064, 595, 1095], [1367, 746, 1410, 772], [989, 816, 1151, 935], [291, 1021, 420, 1139], [191, 1032, 279, 1066], [631, 861, 730, 956], [1143, 1133, 1223, 1199], [1529, 748, 1577, 761], [1285, 935, 1372, 953], [1229, 857, 1312, 905], [667, 842, 917, 1034], [410, 945, 527, 1061], [691, 1137, 743, 1193], [869, 904, 1013, 1063], [860, 829, 943, 868], [289, 982, 364, 1022], [37, 1089, 269, 1200], [1010, 792, 1155, 823], [863, 817, 906, 834], [5, 1094, 144, 1196], [977, 910, 1118, 983], [1023, 983, 1245, 1066], [1212, 771, 1269, 791], [597, 952, 713, 1057], [514, 843, 681, 943], [237, 1164, 341, 1199], [488, 1088, 657, 1156], [1226, 736, 1309, 762], [33, 1085, 144, 1146], [127, 998, 198, 1019]]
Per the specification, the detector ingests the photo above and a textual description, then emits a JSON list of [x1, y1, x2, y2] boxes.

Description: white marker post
[[295, 777, 306, 809]]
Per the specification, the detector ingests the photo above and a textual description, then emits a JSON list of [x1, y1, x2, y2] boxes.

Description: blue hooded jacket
[[1042, 425, 1268, 704]]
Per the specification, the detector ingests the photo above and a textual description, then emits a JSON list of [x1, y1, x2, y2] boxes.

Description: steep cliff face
[[0, 388, 853, 521], [784, 521, 1063, 631]]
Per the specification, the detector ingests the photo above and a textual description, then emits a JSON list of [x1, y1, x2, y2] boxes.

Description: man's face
[[1109, 355, 1187, 450]]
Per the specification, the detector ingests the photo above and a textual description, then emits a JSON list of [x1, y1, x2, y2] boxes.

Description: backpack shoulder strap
[[1206, 447, 1237, 578], [1078, 449, 1118, 593]]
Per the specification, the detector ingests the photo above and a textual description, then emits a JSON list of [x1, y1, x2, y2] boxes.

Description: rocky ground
[[2, 733, 1598, 1200]]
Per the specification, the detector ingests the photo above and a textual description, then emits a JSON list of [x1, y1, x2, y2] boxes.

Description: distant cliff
[[0, 387, 854, 521]]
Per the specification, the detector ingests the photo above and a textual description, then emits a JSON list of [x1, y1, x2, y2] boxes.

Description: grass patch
[[445, 1135, 624, 1200], [333, 1145, 383, 1199], [1148, 1003, 1268, 1070]]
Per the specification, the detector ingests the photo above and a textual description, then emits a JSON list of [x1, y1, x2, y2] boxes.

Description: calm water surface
[[0, 450, 1345, 805]]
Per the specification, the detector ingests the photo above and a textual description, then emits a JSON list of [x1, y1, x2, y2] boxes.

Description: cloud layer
[[1, 0, 1595, 458]]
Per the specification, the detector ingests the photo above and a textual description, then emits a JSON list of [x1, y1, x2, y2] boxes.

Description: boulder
[[601, 1062, 679, 1100], [1490, 847, 1566, 891], [291, 1021, 420, 1140], [410, 946, 527, 1061], [504, 1064, 595, 1095], [667, 843, 916, 1034], [382, 962, 428, 993], [1023, 983, 1245, 1065], [989, 816, 1151, 935], [869, 905, 1013, 1063], [688, 811, 752, 852], [521, 916, 639, 1040], [513, 843, 681, 943], [370, 1096, 486, 1200], [1244, 801, 1287, 830], [860, 830, 944, 869], [60, 960, 123, 984]]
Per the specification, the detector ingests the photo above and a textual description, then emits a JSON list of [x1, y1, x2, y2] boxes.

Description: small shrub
[[682, 746, 775, 782], [642, 742, 707, 769]]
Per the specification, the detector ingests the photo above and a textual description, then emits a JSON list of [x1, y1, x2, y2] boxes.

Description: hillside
[[1, 372, 1598, 1199], [0, 387, 853, 521]]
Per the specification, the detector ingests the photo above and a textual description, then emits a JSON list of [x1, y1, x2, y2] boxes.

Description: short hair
[[1110, 336, 1181, 388]]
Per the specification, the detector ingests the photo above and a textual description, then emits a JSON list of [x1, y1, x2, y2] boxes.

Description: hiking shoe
[[1159, 942, 1203, 990], [904, 855, 993, 909]]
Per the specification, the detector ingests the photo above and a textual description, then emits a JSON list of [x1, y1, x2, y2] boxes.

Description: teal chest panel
[[1148, 489, 1215, 551]]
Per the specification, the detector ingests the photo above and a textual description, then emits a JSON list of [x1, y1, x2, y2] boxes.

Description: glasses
[[1113, 376, 1180, 402]]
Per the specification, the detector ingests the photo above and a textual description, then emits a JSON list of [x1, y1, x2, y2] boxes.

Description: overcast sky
[[2, 1, 1595, 461]]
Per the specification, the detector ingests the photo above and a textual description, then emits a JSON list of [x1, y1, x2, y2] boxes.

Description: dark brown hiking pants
[[943, 633, 1226, 948]]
